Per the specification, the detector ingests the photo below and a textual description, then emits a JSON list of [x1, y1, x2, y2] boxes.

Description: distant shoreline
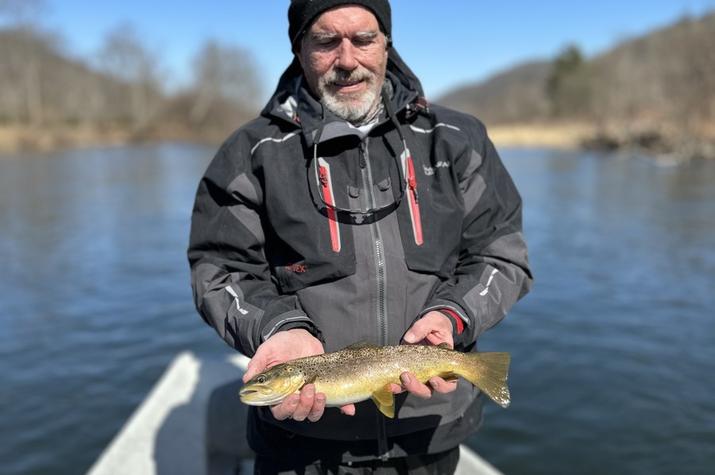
[[0, 125, 134, 155], [0, 124, 226, 156], [1, 123, 592, 155], [2, 122, 713, 160], [488, 123, 594, 149]]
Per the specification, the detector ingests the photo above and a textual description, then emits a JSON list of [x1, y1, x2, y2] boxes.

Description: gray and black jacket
[[188, 50, 532, 460]]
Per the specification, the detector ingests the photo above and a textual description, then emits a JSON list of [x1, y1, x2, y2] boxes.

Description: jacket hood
[[261, 47, 426, 130]]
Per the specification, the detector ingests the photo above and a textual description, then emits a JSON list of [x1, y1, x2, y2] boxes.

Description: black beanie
[[288, 0, 392, 50]]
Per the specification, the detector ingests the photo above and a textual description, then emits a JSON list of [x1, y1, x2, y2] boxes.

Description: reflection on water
[[0, 144, 222, 475], [1, 145, 714, 474], [473, 149, 715, 475]]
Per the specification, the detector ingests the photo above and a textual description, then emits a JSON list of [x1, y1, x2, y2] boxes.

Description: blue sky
[[40, 0, 715, 101]]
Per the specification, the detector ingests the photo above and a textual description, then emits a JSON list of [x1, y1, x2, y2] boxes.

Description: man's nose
[[335, 39, 358, 70]]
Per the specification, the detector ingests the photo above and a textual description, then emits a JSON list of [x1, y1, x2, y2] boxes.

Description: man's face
[[298, 5, 389, 122]]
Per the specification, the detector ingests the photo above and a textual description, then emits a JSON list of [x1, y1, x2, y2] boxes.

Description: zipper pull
[[359, 142, 367, 169], [406, 154, 419, 203]]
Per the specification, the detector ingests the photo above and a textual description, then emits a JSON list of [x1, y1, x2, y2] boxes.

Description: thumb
[[403, 320, 430, 344], [243, 352, 266, 383]]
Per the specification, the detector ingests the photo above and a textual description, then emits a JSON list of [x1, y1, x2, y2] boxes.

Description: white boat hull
[[88, 352, 502, 475]]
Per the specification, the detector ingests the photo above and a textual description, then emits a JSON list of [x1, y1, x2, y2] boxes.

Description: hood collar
[[262, 47, 426, 143]]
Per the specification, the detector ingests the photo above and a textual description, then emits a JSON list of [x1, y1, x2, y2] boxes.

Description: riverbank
[[0, 123, 592, 154], [3, 122, 714, 160], [488, 123, 594, 149], [490, 122, 715, 160], [0, 125, 133, 154], [0, 124, 229, 155]]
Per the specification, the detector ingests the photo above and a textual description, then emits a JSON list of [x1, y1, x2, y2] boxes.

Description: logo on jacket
[[423, 161, 451, 176], [285, 263, 307, 273]]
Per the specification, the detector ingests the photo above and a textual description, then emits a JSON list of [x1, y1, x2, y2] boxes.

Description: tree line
[[0, 0, 262, 142], [439, 11, 715, 156]]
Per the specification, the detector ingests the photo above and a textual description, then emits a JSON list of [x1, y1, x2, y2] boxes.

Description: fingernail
[[404, 332, 416, 343], [401, 373, 411, 385]]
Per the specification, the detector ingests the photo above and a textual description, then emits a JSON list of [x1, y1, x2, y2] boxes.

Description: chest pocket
[[395, 144, 464, 278]]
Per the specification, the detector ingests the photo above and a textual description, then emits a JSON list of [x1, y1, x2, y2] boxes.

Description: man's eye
[[316, 38, 338, 47], [353, 39, 374, 48]]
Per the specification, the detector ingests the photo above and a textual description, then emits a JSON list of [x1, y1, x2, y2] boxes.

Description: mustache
[[323, 67, 374, 85]]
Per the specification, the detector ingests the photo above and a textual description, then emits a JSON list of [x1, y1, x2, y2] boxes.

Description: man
[[188, 0, 532, 473]]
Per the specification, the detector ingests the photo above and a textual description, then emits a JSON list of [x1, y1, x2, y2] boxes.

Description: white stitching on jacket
[[250, 132, 299, 155], [409, 123, 461, 134], [225, 286, 249, 315], [479, 268, 500, 296]]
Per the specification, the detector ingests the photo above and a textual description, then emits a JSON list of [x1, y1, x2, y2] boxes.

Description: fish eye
[[255, 375, 266, 384]]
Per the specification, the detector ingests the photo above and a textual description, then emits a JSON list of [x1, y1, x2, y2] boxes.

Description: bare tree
[[98, 24, 163, 126], [189, 40, 261, 125], [0, 0, 50, 124]]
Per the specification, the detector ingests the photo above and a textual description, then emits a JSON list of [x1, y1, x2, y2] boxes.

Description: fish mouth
[[239, 387, 289, 406]]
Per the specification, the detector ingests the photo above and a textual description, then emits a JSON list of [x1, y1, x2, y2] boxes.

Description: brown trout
[[239, 343, 511, 418]]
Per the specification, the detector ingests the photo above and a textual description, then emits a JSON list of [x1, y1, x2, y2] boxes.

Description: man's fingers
[[426, 332, 453, 349], [428, 377, 458, 394], [400, 372, 432, 399], [307, 393, 327, 422], [291, 385, 316, 422], [340, 404, 356, 416], [271, 394, 299, 421], [388, 383, 404, 394]]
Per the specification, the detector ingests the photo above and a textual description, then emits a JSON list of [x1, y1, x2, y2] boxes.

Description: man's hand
[[391, 311, 458, 397], [242, 328, 355, 421]]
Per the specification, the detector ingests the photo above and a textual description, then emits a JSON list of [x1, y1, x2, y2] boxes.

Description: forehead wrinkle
[[310, 7, 380, 36]]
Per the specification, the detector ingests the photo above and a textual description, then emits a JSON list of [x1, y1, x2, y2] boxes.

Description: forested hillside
[[438, 12, 715, 157], [0, 23, 262, 150]]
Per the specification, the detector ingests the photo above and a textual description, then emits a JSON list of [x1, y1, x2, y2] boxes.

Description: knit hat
[[288, 0, 392, 50]]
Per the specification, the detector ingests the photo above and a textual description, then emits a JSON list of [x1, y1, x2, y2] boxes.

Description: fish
[[239, 343, 511, 418]]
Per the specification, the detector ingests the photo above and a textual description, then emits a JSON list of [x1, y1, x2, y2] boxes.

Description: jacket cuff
[[258, 310, 323, 344]]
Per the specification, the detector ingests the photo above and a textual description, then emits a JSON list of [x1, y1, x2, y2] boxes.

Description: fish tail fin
[[461, 352, 511, 408]]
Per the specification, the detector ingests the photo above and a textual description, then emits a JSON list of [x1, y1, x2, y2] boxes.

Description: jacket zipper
[[360, 139, 388, 345], [317, 157, 341, 252], [361, 138, 390, 459], [401, 148, 424, 246]]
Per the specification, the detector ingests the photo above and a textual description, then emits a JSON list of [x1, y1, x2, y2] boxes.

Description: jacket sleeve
[[421, 119, 533, 347], [187, 134, 320, 357]]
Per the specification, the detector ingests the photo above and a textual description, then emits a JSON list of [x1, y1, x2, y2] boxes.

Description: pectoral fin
[[371, 387, 395, 418]]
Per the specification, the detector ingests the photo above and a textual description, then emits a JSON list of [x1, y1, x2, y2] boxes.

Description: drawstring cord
[[382, 89, 418, 204]]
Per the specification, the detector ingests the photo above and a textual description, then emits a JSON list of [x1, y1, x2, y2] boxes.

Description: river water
[[1, 143, 713, 474]]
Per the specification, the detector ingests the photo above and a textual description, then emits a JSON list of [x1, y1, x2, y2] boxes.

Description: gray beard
[[320, 86, 381, 125]]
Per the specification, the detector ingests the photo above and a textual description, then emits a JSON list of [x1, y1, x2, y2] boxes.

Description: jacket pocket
[[273, 253, 356, 294], [396, 170, 463, 277]]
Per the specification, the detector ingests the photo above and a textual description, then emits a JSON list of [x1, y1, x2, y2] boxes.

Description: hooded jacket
[[188, 49, 532, 460]]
